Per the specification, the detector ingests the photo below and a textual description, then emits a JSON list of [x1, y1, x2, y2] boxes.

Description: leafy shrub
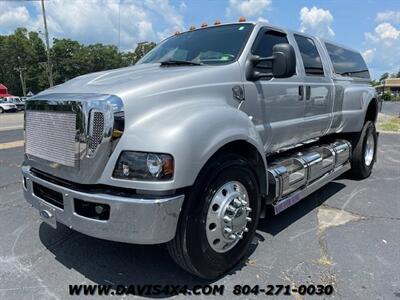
[[381, 92, 392, 101]]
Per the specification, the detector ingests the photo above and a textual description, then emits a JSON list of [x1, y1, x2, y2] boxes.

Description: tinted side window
[[325, 43, 370, 79], [252, 30, 289, 72], [294, 35, 324, 76]]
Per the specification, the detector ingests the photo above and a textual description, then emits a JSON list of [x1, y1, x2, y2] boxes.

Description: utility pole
[[14, 67, 27, 96], [118, 0, 121, 53], [41, 0, 54, 87]]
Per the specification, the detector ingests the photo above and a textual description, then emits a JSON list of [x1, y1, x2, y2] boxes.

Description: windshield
[[139, 24, 254, 65]]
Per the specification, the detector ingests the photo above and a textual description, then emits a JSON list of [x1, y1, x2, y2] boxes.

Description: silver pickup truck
[[22, 21, 379, 279]]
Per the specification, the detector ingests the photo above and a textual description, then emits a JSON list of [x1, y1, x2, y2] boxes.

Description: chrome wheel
[[364, 131, 375, 167], [206, 181, 252, 253]]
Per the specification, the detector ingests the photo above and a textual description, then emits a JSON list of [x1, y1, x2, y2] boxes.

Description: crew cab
[[22, 20, 379, 279]]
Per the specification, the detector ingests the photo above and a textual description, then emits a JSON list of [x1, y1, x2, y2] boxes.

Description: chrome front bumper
[[22, 166, 184, 244]]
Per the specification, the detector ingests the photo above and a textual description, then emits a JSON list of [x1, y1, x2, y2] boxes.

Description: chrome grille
[[25, 111, 77, 167], [88, 111, 104, 155]]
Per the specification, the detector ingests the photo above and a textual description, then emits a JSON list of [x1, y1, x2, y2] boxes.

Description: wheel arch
[[365, 98, 379, 123], [339, 86, 379, 133], [195, 139, 268, 197]]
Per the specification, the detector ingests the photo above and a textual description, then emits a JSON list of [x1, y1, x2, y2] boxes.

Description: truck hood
[[25, 61, 244, 186], [39, 62, 241, 100]]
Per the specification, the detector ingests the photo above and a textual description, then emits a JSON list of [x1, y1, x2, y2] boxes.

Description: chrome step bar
[[267, 140, 352, 214], [273, 163, 350, 214]]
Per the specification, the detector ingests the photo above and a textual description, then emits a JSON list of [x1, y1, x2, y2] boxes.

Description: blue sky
[[1, 0, 399, 79]]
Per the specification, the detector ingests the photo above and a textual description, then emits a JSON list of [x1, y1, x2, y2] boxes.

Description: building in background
[[375, 78, 400, 96]]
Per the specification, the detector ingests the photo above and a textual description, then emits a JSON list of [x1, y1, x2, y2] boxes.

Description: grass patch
[[378, 116, 400, 132]]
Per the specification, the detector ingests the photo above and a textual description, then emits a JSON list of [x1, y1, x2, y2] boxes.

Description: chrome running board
[[266, 139, 352, 214], [273, 162, 350, 214]]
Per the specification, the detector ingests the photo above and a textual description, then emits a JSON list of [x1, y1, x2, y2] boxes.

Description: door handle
[[306, 86, 311, 100], [298, 86, 304, 101]]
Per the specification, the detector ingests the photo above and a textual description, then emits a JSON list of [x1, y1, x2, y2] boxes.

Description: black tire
[[0, 107, 3, 113], [167, 153, 261, 279], [348, 121, 377, 179]]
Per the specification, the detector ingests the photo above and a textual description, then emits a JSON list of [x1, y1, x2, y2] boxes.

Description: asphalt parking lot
[[381, 102, 400, 116], [0, 109, 399, 299]]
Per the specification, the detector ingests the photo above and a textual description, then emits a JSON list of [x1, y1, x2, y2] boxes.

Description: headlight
[[113, 151, 174, 181]]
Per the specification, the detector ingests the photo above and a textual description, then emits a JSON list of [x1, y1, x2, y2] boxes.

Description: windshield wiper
[[160, 59, 203, 66]]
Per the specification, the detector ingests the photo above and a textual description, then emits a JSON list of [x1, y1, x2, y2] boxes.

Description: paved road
[[0, 111, 24, 132], [0, 129, 399, 299], [381, 101, 400, 116]]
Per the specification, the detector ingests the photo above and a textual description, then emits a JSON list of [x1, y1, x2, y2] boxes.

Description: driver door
[[242, 28, 305, 153]]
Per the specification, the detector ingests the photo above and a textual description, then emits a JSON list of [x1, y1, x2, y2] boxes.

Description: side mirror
[[246, 43, 296, 81]]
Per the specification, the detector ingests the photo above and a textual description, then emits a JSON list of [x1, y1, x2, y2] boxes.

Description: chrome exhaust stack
[[267, 140, 352, 211]]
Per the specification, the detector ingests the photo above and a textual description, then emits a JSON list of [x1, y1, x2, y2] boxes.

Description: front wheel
[[0, 107, 4, 113], [167, 154, 261, 279], [349, 121, 377, 179]]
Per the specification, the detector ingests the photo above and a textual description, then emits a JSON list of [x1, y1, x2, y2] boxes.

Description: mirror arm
[[249, 54, 275, 63], [258, 55, 275, 62], [254, 71, 273, 78], [247, 54, 275, 80]]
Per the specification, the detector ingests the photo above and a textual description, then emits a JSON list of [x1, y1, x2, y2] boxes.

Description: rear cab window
[[325, 43, 370, 79], [294, 34, 325, 76]]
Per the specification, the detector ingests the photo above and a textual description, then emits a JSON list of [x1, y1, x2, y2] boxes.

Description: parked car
[[22, 20, 379, 279], [5, 97, 25, 111], [0, 100, 17, 113]]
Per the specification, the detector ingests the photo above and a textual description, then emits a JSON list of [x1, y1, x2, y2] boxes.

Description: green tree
[[371, 80, 380, 87], [0, 28, 47, 95], [0, 28, 157, 95], [51, 38, 83, 84], [379, 72, 389, 83], [26, 31, 48, 92], [0, 28, 31, 95], [122, 42, 156, 66], [78, 43, 123, 74]]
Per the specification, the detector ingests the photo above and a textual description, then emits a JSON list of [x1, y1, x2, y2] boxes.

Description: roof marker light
[[201, 22, 208, 28], [174, 31, 180, 35], [238, 16, 246, 22], [189, 26, 196, 31], [214, 20, 221, 25]]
